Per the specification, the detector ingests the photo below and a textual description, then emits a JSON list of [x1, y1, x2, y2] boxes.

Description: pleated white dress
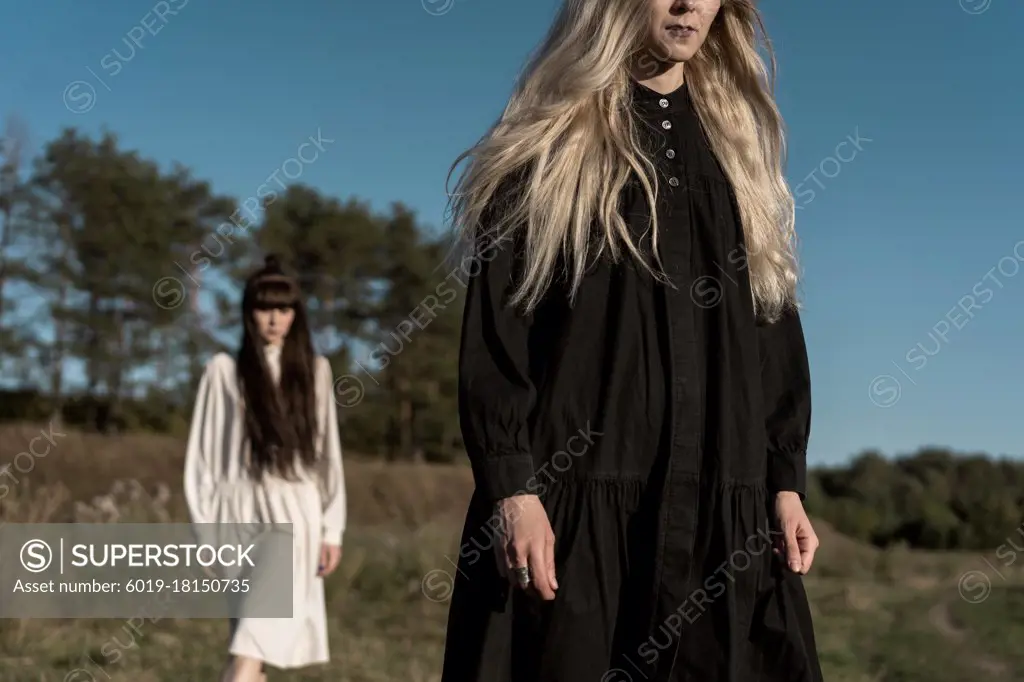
[[183, 345, 346, 668]]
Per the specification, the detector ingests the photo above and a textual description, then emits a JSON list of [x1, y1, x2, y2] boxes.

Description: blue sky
[[1, 0, 1022, 466]]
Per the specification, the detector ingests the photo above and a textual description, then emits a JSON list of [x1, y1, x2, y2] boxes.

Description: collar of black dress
[[629, 77, 688, 117]]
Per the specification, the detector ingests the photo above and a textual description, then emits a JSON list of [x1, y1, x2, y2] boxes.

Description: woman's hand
[[317, 543, 342, 577], [495, 494, 558, 600], [773, 491, 819, 574]]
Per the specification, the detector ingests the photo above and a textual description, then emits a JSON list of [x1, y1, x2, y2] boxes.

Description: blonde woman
[[443, 1, 821, 681], [184, 256, 346, 682]]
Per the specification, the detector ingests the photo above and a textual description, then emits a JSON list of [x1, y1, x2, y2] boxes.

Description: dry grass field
[[0, 423, 1022, 681]]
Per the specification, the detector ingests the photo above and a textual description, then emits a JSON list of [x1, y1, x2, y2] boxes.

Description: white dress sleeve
[[316, 356, 347, 546], [183, 355, 228, 524]]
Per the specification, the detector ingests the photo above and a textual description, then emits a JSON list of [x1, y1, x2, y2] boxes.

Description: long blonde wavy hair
[[447, 0, 797, 321]]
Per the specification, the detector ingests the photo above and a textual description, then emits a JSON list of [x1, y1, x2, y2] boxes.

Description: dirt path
[[928, 600, 1008, 676], [927, 601, 964, 640]]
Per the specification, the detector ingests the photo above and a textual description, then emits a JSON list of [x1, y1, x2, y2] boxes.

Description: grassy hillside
[[0, 423, 1021, 681]]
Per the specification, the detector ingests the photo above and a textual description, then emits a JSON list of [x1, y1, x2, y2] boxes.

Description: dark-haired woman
[[184, 256, 346, 682]]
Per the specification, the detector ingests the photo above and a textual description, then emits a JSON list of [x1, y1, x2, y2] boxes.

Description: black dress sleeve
[[458, 231, 537, 502], [758, 307, 812, 498]]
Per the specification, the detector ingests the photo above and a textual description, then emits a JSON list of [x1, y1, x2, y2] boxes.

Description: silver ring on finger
[[512, 565, 530, 588]]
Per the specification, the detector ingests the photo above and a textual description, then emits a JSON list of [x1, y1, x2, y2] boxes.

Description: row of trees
[[0, 117, 464, 461], [805, 449, 1024, 551], [1, 119, 1021, 551]]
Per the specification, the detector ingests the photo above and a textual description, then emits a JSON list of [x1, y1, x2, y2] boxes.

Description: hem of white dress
[[228, 644, 329, 670]]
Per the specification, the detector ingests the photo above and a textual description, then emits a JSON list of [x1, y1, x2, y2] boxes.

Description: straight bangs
[[251, 277, 299, 309]]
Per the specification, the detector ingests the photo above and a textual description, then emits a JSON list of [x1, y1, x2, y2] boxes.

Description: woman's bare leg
[[219, 655, 263, 682]]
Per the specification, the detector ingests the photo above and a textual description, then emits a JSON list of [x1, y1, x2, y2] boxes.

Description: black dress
[[442, 79, 822, 682]]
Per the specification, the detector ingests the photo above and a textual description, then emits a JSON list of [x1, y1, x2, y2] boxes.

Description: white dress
[[183, 345, 346, 669]]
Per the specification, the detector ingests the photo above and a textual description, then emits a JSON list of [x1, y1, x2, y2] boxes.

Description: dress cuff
[[767, 449, 807, 499], [481, 453, 536, 501], [321, 526, 344, 546]]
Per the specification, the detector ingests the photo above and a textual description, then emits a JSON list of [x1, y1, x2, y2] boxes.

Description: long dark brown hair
[[237, 254, 319, 479]]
